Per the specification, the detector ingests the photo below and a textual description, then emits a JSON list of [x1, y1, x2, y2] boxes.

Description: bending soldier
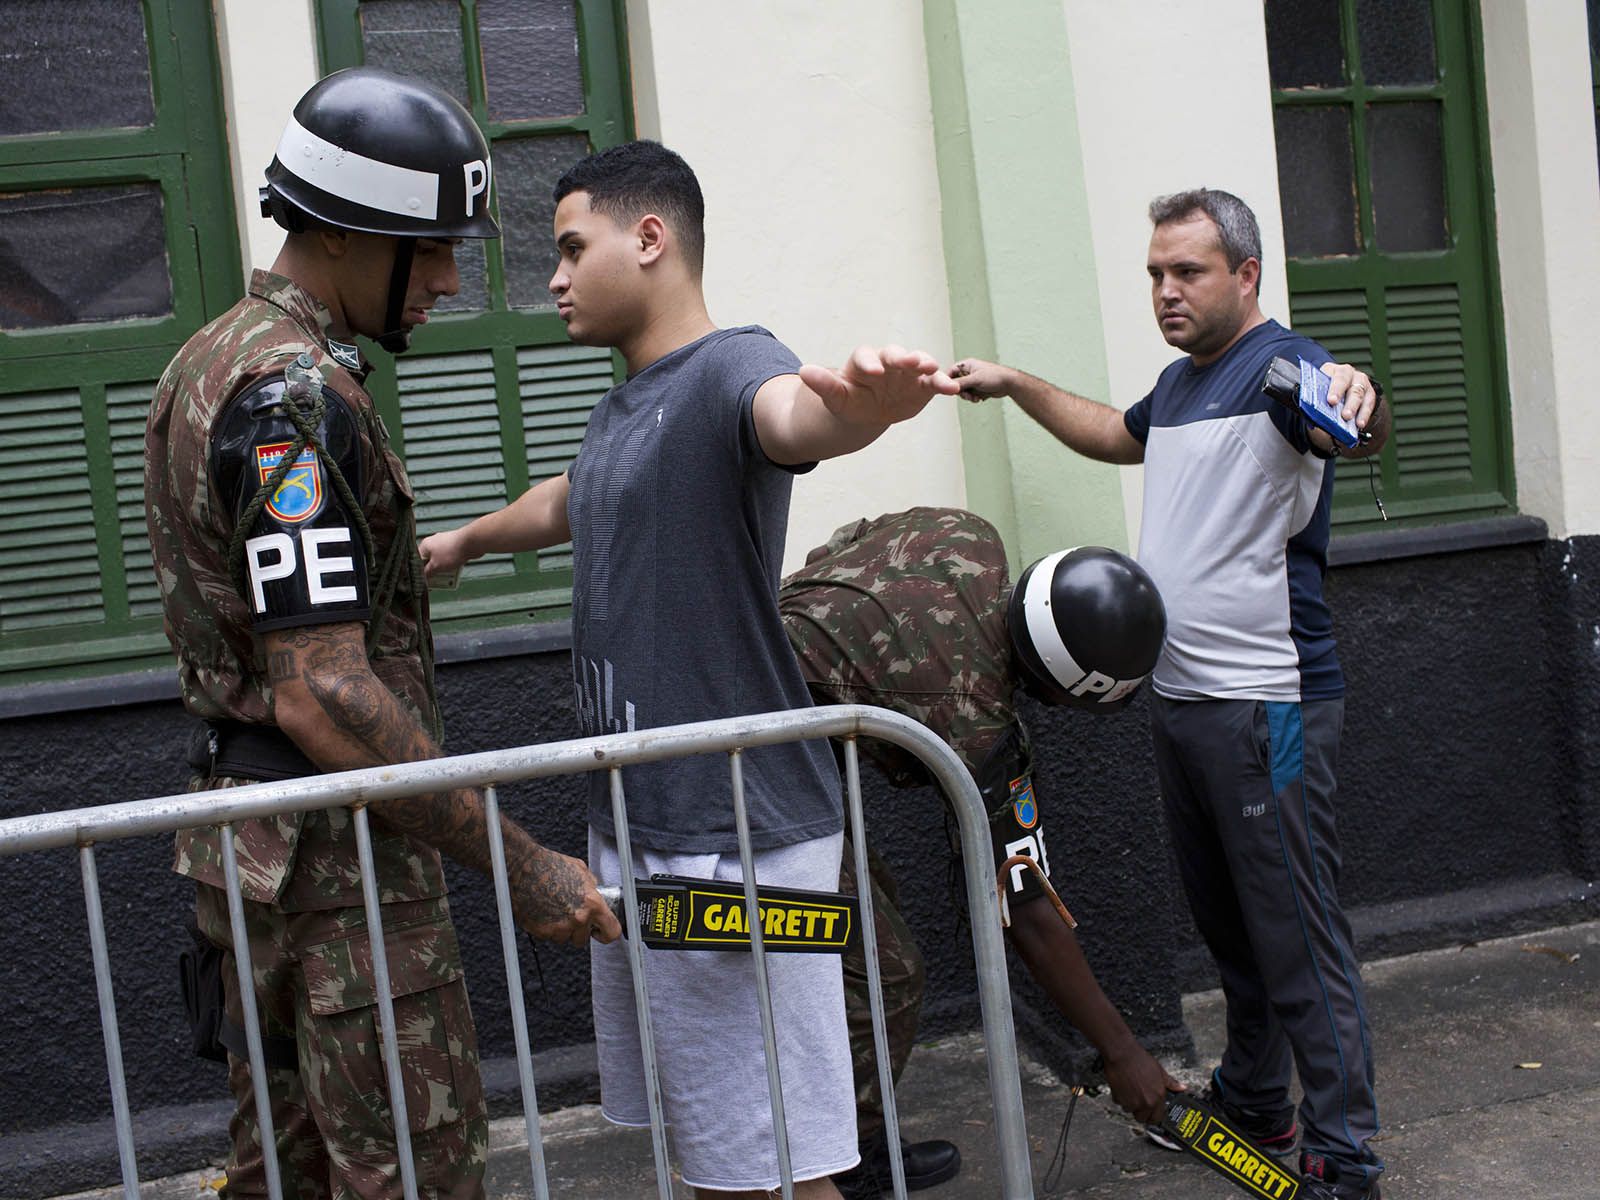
[[780, 506, 1180, 1199], [144, 69, 618, 1200]]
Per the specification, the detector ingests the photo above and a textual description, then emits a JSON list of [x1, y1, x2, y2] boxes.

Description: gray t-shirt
[[566, 326, 842, 852]]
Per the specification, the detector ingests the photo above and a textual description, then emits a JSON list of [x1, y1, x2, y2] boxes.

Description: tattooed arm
[[265, 622, 621, 946]]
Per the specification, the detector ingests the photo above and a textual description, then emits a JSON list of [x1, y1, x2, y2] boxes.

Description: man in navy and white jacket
[[950, 188, 1391, 1200]]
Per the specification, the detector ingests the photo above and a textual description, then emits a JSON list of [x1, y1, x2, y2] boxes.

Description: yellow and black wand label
[[607, 875, 859, 954], [1161, 1094, 1300, 1200]]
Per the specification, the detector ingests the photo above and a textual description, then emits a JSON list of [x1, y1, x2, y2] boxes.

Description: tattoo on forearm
[[515, 846, 588, 928], [303, 637, 420, 763], [278, 625, 579, 930]]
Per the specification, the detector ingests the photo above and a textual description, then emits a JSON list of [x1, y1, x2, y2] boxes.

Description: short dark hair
[[1148, 188, 1263, 291], [553, 140, 706, 274]]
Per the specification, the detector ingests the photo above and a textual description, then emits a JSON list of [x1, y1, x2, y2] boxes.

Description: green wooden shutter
[[1385, 283, 1470, 493], [520, 343, 614, 575], [396, 350, 515, 582], [107, 382, 164, 621], [1269, 0, 1512, 531], [0, 393, 105, 633], [0, 2, 241, 686]]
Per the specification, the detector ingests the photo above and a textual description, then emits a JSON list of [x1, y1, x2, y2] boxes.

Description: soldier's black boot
[[831, 1131, 961, 1198]]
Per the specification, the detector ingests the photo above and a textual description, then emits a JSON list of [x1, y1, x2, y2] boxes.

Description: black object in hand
[[1260, 356, 1302, 409]]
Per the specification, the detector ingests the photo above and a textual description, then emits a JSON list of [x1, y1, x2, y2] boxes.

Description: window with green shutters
[[0, 0, 242, 686], [314, 0, 632, 634], [1266, 0, 1513, 531]]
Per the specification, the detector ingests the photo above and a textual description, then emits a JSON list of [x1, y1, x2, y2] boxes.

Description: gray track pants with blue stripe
[[1150, 695, 1381, 1187]]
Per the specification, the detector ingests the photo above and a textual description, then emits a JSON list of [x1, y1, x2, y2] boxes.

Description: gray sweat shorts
[[588, 827, 859, 1192]]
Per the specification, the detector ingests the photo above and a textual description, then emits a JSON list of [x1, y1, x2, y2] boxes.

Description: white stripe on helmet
[[275, 116, 440, 221], [1022, 548, 1088, 693]]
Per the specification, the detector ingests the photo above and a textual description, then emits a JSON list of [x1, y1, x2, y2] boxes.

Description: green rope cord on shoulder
[[225, 354, 376, 596]]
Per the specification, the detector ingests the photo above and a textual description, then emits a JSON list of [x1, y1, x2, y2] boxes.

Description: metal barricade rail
[[0, 704, 1033, 1199]]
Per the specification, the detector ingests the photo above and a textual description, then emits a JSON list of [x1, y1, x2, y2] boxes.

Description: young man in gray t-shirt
[[421, 141, 957, 1200]]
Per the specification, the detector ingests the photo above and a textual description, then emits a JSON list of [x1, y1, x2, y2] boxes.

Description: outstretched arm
[[1007, 898, 1180, 1123], [753, 344, 960, 466], [266, 621, 619, 946], [950, 358, 1145, 465], [419, 471, 571, 583]]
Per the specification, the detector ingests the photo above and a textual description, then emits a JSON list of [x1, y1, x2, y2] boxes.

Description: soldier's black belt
[[1160, 1093, 1302, 1199], [188, 719, 319, 782], [604, 874, 859, 954]]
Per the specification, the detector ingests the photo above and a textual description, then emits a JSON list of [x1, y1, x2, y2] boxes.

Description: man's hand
[[418, 527, 471, 583], [1103, 1041, 1185, 1126], [796, 344, 959, 428], [948, 357, 1015, 401], [417, 473, 572, 580], [755, 345, 957, 463], [513, 845, 622, 947], [1319, 361, 1380, 431]]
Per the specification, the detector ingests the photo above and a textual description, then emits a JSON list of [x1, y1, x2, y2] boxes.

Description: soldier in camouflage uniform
[[780, 506, 1180, 1196], [144, 69, 618, 1200]]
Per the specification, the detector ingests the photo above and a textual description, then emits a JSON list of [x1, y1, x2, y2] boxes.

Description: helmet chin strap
[[375, 236, 418, 354]]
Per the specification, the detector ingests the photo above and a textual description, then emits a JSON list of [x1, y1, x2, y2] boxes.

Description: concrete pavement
[[56, 918, 1600, 1198]]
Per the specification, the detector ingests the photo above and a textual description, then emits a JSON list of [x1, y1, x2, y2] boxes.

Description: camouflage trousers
[[194, 885, 488, 1199], [837, 837, 926, 1141]]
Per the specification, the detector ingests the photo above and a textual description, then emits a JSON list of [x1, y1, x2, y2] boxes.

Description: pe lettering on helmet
[[463, 159, 490, 217], [245, 528, 360, 614]]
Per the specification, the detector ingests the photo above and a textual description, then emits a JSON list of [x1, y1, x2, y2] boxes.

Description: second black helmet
[[1007, 546, 1167, 713]]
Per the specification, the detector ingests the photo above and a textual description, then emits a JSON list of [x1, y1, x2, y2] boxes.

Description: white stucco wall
[[1061, 0, 1291, 552], [214, 0, 322, 277], [1480, 0, 1600, 540], [626, 0, 965, 568]]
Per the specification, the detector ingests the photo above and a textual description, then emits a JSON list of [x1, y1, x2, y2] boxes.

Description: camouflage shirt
[[145, 269, 444, 910], [779, 506, 1023, 785]]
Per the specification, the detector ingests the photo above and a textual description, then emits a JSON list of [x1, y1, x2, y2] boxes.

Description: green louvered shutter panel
[[520, 343, 614, 574], [0, 393, 105, 633], [0, 0, 241, 686], [395, 351, 514, 581], [1385, 284, 1471, 491], [107, 382, 163, 619]]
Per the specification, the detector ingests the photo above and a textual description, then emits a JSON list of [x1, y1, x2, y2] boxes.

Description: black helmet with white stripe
[[1007, 546, 1167, 713], [260, 67, 499, 239]]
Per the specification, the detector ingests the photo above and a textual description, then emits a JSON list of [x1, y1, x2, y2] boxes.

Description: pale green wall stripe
[[924, 0, 1130, 565]]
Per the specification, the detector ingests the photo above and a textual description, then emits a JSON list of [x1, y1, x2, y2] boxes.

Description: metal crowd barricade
[[0, 705, 1033, 1200]]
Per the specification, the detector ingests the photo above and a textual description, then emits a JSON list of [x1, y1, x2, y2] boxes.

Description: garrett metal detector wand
[[597, 875, 860, 954], [1159, 1092, 1304, 1200]]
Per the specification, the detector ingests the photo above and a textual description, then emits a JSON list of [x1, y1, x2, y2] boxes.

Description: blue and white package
[[1296, 357, 1361, 449]]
